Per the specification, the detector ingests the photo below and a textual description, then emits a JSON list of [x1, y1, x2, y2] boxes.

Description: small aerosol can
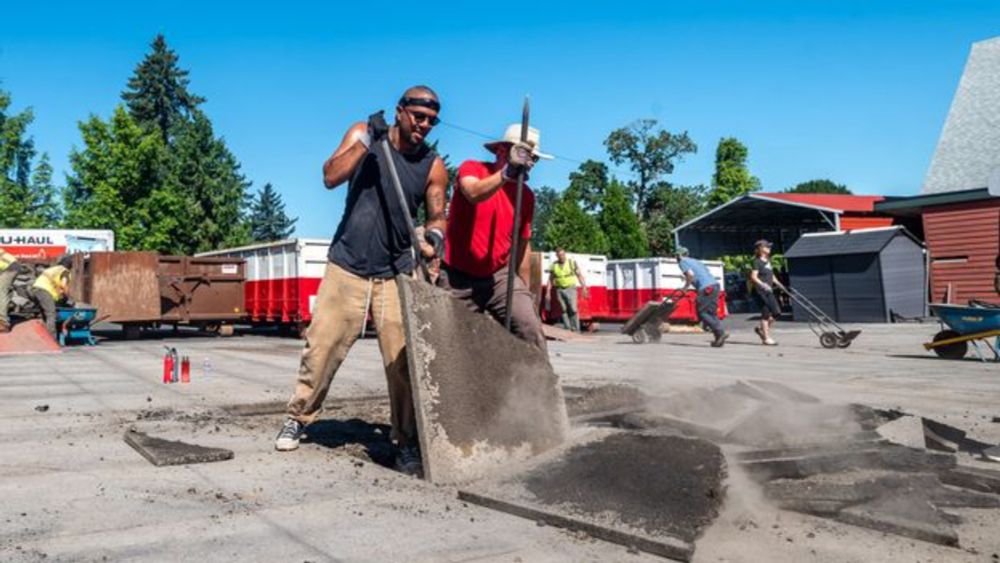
[[163, 347, 174, 384], [170, 348, 180, 383], [181, 356, 191, 384]]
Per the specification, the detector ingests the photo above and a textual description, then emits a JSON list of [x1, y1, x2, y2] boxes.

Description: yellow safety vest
[[550, 259, 578, 289], [0, 250, 16, 272], [33, 265, 70, 300]]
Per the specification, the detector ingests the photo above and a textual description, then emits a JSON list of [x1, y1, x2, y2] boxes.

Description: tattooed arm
[[420, 157, 449, 258]]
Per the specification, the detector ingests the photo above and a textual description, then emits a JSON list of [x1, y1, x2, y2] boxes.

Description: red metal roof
[[755, 193, 886, 213]]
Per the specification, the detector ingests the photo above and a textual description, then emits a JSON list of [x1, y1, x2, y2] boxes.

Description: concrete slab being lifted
[[398, 277, 569, 484]]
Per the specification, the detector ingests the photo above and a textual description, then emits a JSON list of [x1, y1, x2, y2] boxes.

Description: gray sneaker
[[274, 418, 305, 451], [395, 444, 424, 478]]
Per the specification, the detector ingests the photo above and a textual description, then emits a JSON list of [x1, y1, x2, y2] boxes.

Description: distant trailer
[[602, 257, 727, 323], [0, 229, 115, 259], [198, 239, 330, 336]]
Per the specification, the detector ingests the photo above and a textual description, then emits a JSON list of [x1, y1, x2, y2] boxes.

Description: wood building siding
[[923, 200, 1000, 304]]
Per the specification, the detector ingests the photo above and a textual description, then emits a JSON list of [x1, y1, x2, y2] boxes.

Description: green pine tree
[[122, 34, 205, 142], [707, 137, 760, 208], [599, 180, 648, 258], [169, 112, 252, 253], [249, 182, 297, 242], [544, 193, 609, 254], [24, 153, 61, 227], [0, 88, 60, 228]]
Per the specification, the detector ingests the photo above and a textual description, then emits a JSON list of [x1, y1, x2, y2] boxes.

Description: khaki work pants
[[286, 262, 416, 446], [442, 266, 548, 353], [0, 268, 16, 326]]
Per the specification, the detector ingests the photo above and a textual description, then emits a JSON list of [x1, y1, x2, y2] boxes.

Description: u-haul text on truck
[[0, 229, 115, 259]]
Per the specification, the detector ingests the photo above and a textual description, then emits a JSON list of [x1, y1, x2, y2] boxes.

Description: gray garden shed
[[784, 226, 926, 323]]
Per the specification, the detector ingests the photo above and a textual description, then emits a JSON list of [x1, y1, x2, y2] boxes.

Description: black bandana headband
[[398, 97, 440, 112]]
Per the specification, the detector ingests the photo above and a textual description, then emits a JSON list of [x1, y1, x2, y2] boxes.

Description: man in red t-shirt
[[443, 124, 553, 350]]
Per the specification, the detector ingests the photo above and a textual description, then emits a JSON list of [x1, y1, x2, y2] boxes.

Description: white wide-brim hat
[[484, 124, 554, 160]]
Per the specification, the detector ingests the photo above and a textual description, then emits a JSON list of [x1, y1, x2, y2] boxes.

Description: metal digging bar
[[504, 96, 530, 332], [785, 286, 861, 349], [379, 137, 430, 281]]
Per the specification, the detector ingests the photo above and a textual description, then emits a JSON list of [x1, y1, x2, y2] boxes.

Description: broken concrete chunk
[[124, 430, 233, 467], [837, 494, 959, 547], [398, 277, 568, 484], [876, 415, 927, 449], [940, 466, 1000, 494]]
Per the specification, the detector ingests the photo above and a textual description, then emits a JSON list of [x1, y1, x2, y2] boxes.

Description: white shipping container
[[198, 238, 331, 323], [606, 257, 725, 293]]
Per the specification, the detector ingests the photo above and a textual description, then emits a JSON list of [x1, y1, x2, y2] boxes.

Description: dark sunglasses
[[404, 109, 440, 126]]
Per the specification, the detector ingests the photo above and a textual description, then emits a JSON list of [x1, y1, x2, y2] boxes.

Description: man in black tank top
[[274, 86, 450, 479]]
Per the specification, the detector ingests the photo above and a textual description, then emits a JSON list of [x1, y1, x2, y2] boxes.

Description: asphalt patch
[[461, 431, 726, 561], [124, 430, 234, 467]]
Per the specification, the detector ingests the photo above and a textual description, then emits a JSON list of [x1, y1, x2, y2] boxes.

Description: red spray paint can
[[163, 349, 174, 384], [181, 356, 190, 384]]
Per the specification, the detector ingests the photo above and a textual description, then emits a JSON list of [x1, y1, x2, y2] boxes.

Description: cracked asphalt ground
[[2, 318, 999, 562]]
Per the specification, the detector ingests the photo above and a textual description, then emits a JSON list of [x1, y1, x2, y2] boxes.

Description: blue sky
[[2, 1, 998, 238]]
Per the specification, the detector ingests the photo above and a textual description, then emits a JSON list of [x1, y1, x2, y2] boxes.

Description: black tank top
[[328, 141, 436, 278]]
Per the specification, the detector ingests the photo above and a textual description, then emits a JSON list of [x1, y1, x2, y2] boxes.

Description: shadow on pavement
[[301, 418, 395, 467]]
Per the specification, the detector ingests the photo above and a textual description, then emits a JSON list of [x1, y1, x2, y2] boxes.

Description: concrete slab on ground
[[124, 429, 234, 466], [460, 431, 726, 561], [398, 277, 568, 484]]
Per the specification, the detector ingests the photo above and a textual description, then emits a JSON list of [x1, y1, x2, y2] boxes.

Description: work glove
[[368, 111, 390, 145], [501, 141, 537, 181], [423, 228, 445, 260]]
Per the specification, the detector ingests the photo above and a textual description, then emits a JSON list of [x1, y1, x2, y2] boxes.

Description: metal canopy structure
[[673, 194, 843, 258]]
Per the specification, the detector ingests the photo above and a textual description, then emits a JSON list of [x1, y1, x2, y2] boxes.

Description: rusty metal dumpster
[[158, 256, 245, 334], [72, 252, 245, 338]]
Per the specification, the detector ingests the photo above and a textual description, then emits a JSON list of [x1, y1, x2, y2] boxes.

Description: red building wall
[[840, 215, 895, 230], [923, 199, 1000, 304]]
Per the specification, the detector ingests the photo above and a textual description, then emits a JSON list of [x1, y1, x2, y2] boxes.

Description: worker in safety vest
[[546, 248, 589, 332], [31, 256, 73, 336], [0, 249, 19, 333]]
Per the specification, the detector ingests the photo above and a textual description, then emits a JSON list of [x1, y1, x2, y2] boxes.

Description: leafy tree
[[604, 119, 696, 217], [122, 34, 205, 142], [249, 182, 297, 242], [599, 180, 647, 258], [531, 186, 559, 251], [642, 183, 707, 255], [787, 179, 851, 194], [543, 193, 609, 254], [565, 160, 612, 213], [707, 137, 760, 208], [168, 112, 252, 253], [64, 106, 186, 251]]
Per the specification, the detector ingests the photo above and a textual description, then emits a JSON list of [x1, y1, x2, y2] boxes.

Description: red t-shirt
[[445, 160, 535, 277]]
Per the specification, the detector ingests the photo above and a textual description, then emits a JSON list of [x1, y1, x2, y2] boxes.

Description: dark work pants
[[442, 266, 548, 353], [696, 285, 725, 339]]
